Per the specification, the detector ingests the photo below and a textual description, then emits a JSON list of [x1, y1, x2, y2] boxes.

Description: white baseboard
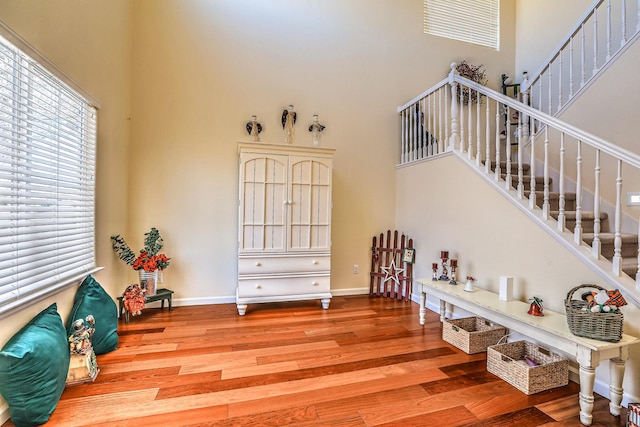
[[149, 287, 372, 309]]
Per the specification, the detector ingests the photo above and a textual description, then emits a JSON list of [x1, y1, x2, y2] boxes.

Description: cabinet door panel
[[288, 156, 332, 251], [239, 153, 288, 252]]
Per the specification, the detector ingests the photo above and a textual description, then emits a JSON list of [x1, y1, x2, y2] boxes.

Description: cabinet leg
[[321, 299, 330, 309], [237, 304, 247, 316]]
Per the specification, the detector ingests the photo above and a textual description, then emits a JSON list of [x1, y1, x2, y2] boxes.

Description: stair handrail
[[520, 0, 640, 116], [457, 74, 640, 169]]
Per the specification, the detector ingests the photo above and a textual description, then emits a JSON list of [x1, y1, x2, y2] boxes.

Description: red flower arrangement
[[132, 252, 170, 272], [111, 227, 171, 272]]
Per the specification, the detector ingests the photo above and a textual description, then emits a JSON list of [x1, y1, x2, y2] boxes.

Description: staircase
[[397, 65, 640, 306]]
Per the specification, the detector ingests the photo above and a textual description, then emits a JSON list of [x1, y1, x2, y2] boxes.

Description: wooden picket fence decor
[[369, 230, 413, 301]]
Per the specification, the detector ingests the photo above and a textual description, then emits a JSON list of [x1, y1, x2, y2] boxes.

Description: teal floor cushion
[[66, 274, 118, 354], [0, 303, 70, 427]]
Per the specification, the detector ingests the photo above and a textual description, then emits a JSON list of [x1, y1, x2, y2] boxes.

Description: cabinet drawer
[[239, 255, 330, 275], [238, 275, 330, 298]]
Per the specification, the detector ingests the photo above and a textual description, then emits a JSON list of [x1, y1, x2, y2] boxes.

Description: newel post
[[448, 63, 460, 151]]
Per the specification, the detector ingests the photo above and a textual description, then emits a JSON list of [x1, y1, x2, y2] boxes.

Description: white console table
[[416, 278, 640, 426]]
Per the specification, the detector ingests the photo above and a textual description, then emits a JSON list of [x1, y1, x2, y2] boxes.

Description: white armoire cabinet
[[236, 142, 335, 315]]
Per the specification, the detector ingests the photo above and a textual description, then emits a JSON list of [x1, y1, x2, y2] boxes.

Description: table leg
[[609, 357, 626, 416], [419, 291, 426, 325], [439, 300, 446, 322], [578, 363, 595, 426]]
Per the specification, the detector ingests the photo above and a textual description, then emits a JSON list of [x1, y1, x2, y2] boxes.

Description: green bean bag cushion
[[0, 303, 69, 427], [66, 274, 118, 354]]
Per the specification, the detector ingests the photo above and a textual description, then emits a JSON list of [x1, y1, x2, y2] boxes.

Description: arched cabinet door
[[288, 156, 332, 253], [238, 152, 288, 253], [237, 142, 335, 316]]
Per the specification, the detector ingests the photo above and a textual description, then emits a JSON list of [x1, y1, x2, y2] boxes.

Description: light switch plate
[[627, 192, 640, 206]]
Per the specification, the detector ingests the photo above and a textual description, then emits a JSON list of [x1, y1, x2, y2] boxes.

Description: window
[[424, 0, 500, 50], [0, 33, 97, 318]]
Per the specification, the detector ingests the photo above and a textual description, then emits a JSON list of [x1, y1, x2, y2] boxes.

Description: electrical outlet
[[353, 264, 359, 274]]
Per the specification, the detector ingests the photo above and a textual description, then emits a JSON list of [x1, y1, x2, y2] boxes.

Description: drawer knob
[[312, 260, 318, 265], [255, 262, 262, 267], [312, 281, 319, 286], [255, 284, 262, 289]]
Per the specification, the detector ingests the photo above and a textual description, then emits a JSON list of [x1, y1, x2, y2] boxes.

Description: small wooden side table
[[117, 288, 174, 323]]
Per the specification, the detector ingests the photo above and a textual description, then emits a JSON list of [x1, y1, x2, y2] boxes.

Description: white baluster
[[569, 37, 575, 97], [592, 150, 602, 258], [606, 0, 612, 61], [468, 86, 472, 158], [421, 98, 426, 158], [485, 96, 490, 173], [495, 100, 501, 182], [444, 84, 450, 152], [432, 93, 437, 155], [521, 72, 530, 144], [574, 140, 583, 245], [637, 0, 640, 32], [460, 85, 465, 152], [505, 106, 512, 190], [593, 11, 599, 74], [401, 109, 406, 164], [438, 87, 443, 154], [621, 0, 627, 46], [558, 53, 563, 112], [448, 63, 459, 151], [517, 112, 524, 199], [542, 127, 550, 219], [409, 104, 414, 162], [548, 66, 553, 116], [581, 23, 586, 87], [529, 120, 537, 209], [424, 94, 433, 155], [613, 159, 622, 275], [476, 90, 482, 166], [558, 133, 566, 231]]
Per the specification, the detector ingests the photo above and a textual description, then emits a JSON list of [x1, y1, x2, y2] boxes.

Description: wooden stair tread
[[582, 233, 638, 243], [534, 191, 577, 200], [549, 211, 609, 220]]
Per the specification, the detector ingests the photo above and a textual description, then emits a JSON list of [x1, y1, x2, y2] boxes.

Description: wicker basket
[[442, 317, 506, 354], [565, 284, 623, 342], [487, 340, 569, 395]]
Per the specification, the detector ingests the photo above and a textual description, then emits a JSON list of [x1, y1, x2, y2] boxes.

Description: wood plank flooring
[[2, 295, 628, 426]]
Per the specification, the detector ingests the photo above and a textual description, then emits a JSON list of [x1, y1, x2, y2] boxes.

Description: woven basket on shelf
[[565, 284, 623, 342], [487, 340, 569, 395], [442, 317, 506, 354]]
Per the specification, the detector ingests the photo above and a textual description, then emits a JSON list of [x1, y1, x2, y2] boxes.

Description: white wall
[[395, 154, 640, 403], [128, 0, 516, 305]]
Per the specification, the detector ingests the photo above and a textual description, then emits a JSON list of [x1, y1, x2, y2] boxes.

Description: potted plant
[[111, 227, 170, 296]]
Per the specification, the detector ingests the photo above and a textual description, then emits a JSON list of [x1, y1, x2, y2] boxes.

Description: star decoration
[[381, 259, 405, 286]]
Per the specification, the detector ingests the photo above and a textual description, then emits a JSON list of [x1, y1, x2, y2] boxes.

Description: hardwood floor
[[2, 295, 628, 426]]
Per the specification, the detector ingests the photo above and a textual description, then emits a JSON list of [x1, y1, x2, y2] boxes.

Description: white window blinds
[[0, 34, 97, 318], [424, 0, 500, 50]]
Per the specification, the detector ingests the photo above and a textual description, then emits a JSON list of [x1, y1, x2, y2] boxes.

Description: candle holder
[[438, 251, 449, 281], [449, 259, 458, 284], [431, 263, 439, 281]]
